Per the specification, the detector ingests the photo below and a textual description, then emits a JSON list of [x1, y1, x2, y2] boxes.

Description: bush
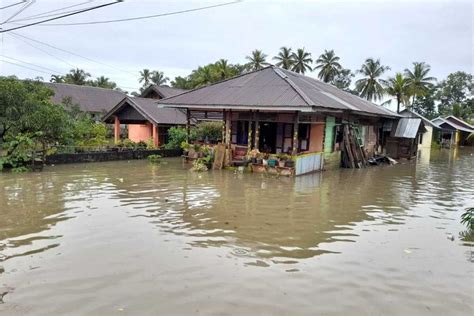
[[195, 122, 223, 143], [147, 154, 162, 163], [164, 126, 195, 149]]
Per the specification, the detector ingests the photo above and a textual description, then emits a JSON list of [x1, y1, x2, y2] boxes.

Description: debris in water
[[447, 234, 455, 241], [404, 249, 412, 254]]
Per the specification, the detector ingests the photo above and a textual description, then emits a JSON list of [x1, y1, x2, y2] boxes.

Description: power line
[[2, 0, 35, 24], [1, 59, 53, 75], [0, 1, 26, 11], [9, 1, 94, 22], [8, 32, 78, 68], [9, 32, 136, 76], [0, 54, 62, 74], [0, 0, 122, 33], [10, 0, 242, 26]]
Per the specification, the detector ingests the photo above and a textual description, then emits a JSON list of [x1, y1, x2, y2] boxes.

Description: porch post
[[225, 110, 232, 148], [186, 109, 191, 142], [292, 112, 299, 155], [222, 110, 226, 143], [114, 116, 120, 144], [152, 124, 159, 148], [247, 112, 253, 153], [254, 111, 260, 150]]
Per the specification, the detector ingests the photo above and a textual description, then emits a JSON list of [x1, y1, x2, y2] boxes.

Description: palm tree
[[314, 49, 342, 82], [291, 48, 313, 74], [404, 62, 436, 104], [150, 71, 169, 85], [355, 58, 390, 101], [171, 76, 190, 89], [191, 65, 215, 87], [64, 68, 91, 85], [384, 73, 411, 113], [273, 47, 294, 70], [95, 76, 117, 89], [245, 49, 268, 71], [50, 75, 64, 83], [139, 69, 152, 87], [214, 59, 233, 79]]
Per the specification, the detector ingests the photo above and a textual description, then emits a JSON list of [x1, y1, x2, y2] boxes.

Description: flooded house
[[431, 116, 474, 147], [102, 96, 191, 147], [158, 66, 401, 175]]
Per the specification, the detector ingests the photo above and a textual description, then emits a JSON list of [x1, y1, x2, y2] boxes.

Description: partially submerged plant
[[147, 154, 162, 163], [191, 158, 208, 172], [461, 207, 473, 230]]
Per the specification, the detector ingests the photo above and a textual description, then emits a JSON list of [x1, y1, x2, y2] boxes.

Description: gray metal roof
[[140, 85, 187, 99], [394, 118, 422, 138], [432, 117, 474, 133], [44, 82, 126, 113], [400, 109, 438, 128], [158, 66, 399, 118], [102, 97, 189, 125]]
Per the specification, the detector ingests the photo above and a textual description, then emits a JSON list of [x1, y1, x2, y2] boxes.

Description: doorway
[[259, 122, 277, 153]]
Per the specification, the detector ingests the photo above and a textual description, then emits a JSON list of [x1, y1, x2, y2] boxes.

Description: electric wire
[[10, 0, 94, 22]]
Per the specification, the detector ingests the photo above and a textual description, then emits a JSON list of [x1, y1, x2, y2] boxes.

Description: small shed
[[432, 116, 474, 147]]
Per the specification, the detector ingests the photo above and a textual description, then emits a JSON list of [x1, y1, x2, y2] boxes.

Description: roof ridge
[[446, 115, 474, 129], [45, 82, 126, 94], [272, 66, 315, 106], [156, 66, 274, 103]]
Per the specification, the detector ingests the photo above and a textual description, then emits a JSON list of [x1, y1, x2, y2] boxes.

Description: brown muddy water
[[0, 148, 473, 315]]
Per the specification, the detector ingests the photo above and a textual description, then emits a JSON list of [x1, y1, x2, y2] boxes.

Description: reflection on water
[[0, 149, 473, 315]]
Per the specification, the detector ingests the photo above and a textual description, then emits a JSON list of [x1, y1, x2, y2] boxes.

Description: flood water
[[0, 148, 473, 315]]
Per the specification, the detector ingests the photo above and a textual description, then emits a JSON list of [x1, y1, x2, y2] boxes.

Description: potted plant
[[285, 155, 295, 168], [249, 149, 260, 163], [277, 153, 289, 168]]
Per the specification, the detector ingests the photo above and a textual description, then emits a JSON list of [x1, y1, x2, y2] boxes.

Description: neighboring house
[[399, 110, 439, 148], [44, 82, 126, 119], [103, 97, 191, 147], [158, 66, 400, 174], [431, 116, 474, 147]]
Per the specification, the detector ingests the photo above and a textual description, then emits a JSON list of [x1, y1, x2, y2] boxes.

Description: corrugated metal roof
[[400, 109, 438, 128], [158, 66, 399, 118], [103, 97, 190, 125], [431, 117, 474, 133], [394, 118, 422, 138], [45, 82, 126, 113], [141, 85, 187, 99]]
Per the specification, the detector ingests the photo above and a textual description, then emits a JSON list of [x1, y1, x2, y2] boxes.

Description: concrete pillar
[[152, 124, 159, 148], [186, 109, 191, 142], [114, 116, 120, 144], [254, 112, 260, 150], [225, 111, 231, 148]]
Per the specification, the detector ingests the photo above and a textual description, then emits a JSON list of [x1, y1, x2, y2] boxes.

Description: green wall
[[324, 116, 335, 153]]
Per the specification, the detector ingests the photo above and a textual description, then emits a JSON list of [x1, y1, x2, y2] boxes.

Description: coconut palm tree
[[245, 50, 268, 71], [150, 71, 169, 85], [94, 76, 117, 89], [64, 68, 91, 85], [404, 62, 436, 104], [384, 73, 411, 113], [139, 69, 152, 87], [291, 48, 313, 74], [355, 58, 390, 101], [191, 65, 215, 87], [171, 76, 190, 89], [273, 47, 295, 70], [314, 49, 343, 82], [214, 59, 234, 79], [50, 75, 64, 83]]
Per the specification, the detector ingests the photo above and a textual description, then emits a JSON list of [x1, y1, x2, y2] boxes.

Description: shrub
[[164, 126, 196, 149], [195, 122, 223, 143], [147, 154, 162, 163], [191, 158, 208, 172]]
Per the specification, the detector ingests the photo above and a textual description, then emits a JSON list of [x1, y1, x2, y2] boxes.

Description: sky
[[0, 0, 472, 107]]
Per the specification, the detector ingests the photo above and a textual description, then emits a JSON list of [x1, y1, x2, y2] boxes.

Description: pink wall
[[128, 124, 152, 143]]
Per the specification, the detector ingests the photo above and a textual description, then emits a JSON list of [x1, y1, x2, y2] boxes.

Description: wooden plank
[[212, 144, 225, 170]]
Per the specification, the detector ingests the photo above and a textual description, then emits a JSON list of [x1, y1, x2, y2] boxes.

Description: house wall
[[128, 124, 152, 142], [309, 123, 324, 152], [419, 126, 433, 148]]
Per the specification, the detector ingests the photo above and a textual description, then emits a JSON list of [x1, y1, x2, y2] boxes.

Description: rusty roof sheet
[[158, 66, 399, 117], [394, 118, 422, 138], [44, 82, 126, 113]]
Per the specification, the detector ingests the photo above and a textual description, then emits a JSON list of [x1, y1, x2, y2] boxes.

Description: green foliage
[[436, 71, 472, 119], [355, 58, 390, 101], [404, 62, 436, 103], [411, 86, 438, 119], [291, 48, 313, 74], [246, 50, 268, 71], [0, 132, 37, 170], [461, 207, 473, 240], [384, 73, 411, 113], [164, 126, 194, 149], [147, 154, 162, 163], [314, 49, 342, 82], [191, 158, 208, 172], [194, 122, 223, 142], [273, 47, 294, 70]]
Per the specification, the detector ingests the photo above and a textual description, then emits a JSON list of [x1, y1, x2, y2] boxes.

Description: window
[[298, 124, 310, 152]]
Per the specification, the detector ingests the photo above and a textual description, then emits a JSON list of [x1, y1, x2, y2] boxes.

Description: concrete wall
[[128, 124, 152, 143], [323, 151, 341, 170], [46, 149, 181, 165], [419, 126, 433, 149]]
